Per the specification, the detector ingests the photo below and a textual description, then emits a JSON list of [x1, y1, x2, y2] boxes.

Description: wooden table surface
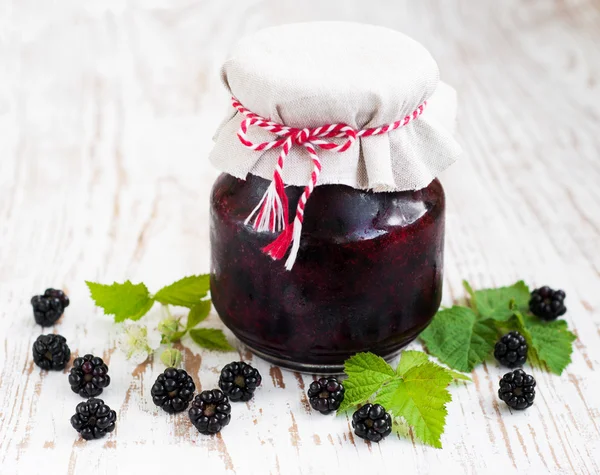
[[1, 1, 600, 473]]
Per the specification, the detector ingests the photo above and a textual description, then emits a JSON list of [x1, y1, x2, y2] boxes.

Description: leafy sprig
[[339, 351, 470, 448], [420, 281, 576, 375], [86, 275, 234, 364]]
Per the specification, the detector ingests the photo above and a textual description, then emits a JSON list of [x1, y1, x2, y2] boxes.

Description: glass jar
[[210, 172, 445, 373]]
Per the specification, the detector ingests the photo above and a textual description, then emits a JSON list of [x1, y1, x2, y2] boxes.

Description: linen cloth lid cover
[[210, 21, 462, 192]]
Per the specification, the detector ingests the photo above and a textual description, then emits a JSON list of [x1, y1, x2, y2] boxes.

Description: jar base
[[242, 341, 414, 375]]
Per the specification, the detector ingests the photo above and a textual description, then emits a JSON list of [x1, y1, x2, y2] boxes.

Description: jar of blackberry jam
[[209, 22, 461, 373]]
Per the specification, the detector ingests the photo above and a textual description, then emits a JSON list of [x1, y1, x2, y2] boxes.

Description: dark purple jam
[[210, 173, 445, 372]]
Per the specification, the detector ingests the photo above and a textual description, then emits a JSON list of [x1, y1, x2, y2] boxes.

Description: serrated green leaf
[[446, 369, 472, 382], [154, 275, 210, 308], [373, 379, 404, 408], [187, 300, 211, 329], [86, 280, 153, 322], [396, 350, 429, 375], [516, 313, 576, 375], [420, 306, 497, 372], [337, 353, 395, 412], [189, 328, 234, 352], [386, 362, 453, 448], [128, 298, 155, 322], [397, 350, 471, 382], [465, 280, 530, 321], [345, 352, 395, 379], [337, 377, 387, 413]]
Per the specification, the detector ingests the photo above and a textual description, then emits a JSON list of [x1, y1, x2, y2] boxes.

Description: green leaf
[[189, 328, 234, 352], [86, 280, 154, 322], [516, 313, 576, 375], [396, 350, 429, 375], [386, 362, 453, 448], [344, 352, 395, 379], [154, 275, 210, 308], [465, 280, 530, 321], [420, 306, 497, 372], [187, 300, 211, 329], [337, 353, 395, 412], [127, 299, 155, 322], [396, 350, 471, 382], [167, 330, 187, 343], [373, 379, 403, 408], [446, 369, 472, 382], [338, 378, 386, 413]]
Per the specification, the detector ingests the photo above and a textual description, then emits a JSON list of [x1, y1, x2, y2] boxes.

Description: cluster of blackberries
[[494, 286, 567, 368], [32, 333, 115, 440], [491, 286, 565, 410], [305, 376, 392, 443], [30, 288, 116, 441], [150, 361, 262, 435], [30, 282, 556, 444], [33, 334, 112, 400]]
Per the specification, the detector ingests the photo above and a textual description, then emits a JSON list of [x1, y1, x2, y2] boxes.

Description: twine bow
[[232, 97, 427, 270]]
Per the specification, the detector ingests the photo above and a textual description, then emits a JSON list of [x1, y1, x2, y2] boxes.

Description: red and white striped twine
[[232, 96, 427, 270]]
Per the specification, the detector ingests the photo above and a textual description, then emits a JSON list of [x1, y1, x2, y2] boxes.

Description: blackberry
[[529, 286, 566, 321], [31, 288, 69, 327], [307, 377, 345, 414], [44, 288, 70, 308], [70, 398, 116, 440], [69, 354, 111, 397], [32, 334, 71, 370], [218, 361, 262, 402], [189, 389, 232, 435], [498, 369, 536, 410], [151, 367, 195, 413], [494, 331, 528, 368], [352, 403, 392, 442]]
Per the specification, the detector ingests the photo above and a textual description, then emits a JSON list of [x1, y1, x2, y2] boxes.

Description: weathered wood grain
[[1, 0, 600, 473]]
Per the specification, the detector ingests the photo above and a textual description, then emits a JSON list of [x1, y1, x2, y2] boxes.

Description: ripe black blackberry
[[529, 286, 566, 321], [218, 361, 262, 402], [498, 369, 536, 410], [70, 398, 116, 440], [494, 331, 528, 368], [151, 367, 196, 413], [31, 288, 70, 327], [69, 354, 111, 397], [32, 334, 71, 370], [352, 403, 392, 442], [307, 377, 345, 414], [189, 389, 232, 435]]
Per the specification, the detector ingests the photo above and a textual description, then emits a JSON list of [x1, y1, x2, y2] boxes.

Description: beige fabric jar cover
[[209, 22, 462, 269]]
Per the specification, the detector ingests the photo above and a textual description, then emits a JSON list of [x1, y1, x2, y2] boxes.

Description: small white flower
[[117, 322, 162, 365], [146, 325, 162, 350]]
